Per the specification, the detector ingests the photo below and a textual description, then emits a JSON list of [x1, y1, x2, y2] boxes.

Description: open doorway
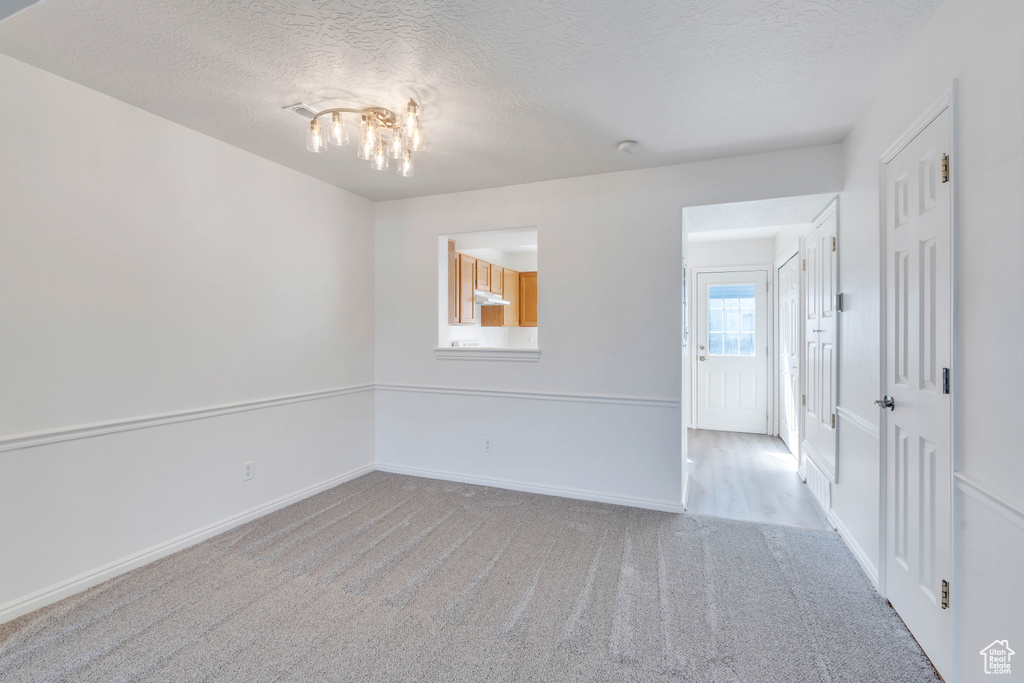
[[683, 194, 836, 530]]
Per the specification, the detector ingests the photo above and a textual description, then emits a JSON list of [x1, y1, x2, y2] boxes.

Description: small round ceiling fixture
[[617, 140, 639, 154]]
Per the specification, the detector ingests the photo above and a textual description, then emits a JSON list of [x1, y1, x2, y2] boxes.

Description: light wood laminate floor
[[686, 429, 831, 531]]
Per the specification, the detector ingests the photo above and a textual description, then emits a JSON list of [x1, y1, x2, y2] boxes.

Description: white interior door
[[695, 270, 768, 434], [778, 254, 800, 454], [802, 206, 838, 481], [883, 106, 953, 679]]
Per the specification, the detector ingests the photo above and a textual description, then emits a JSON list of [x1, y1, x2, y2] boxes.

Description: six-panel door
[[883, 106, 953, 680]]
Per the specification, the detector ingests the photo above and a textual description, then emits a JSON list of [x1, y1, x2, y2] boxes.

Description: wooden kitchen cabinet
[[476, 259, 490, 292], [481, 268, 519, 327], [519, 271, 537, 327], [458, 254, 476, 324], [447, 240, 459, 325], [490, 264, 503, 296], [503, 267, 517, 324], [450, 247, 534, 328]]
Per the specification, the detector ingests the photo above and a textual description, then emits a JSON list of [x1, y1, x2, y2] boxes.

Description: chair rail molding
[[1, 382, 680, 454], [954, 472, 1024, 531], [836, 406, 880, 439], [0, 384, 375, 453], [375, 383, 680, 409]]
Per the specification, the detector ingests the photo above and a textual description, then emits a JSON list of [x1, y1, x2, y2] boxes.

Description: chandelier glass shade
[[304, 98, 423, 177]]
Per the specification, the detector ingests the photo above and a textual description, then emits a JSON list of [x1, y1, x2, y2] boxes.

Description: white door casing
[[778, 254, 800, 455], [695, 270, 769, 434], [882, 105, 953, 680], [802, 204, 838, 481]]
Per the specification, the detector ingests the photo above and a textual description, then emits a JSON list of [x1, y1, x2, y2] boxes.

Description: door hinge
[[943, 367, 950, 394], [941, 579, 949, 609], [802, 259, 806, 271], [941, 154, 950, 183], [831, 413, 836, 429], [801, 394, 806, 406], [832, 236, 836, 252]]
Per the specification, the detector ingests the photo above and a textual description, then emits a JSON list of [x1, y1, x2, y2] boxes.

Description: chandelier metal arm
[[311, 106, 398, 128], [302, 98, 420, 177]]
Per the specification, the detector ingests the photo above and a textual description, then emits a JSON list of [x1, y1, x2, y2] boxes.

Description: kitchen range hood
[[474, 289, 510, 306]]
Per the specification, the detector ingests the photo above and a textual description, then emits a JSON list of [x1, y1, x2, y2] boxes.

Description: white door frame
[[877, 83, 959, 670], [689, 266, 775, 433], [774, 243, 801, 459]]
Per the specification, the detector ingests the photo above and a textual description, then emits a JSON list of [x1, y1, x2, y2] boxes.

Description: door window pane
[[740, 332, 755, 355], [709, 333, 723, 355], [709, 309, 723, 332], [724, 333, 739, 355], [708, 283, 756, 356]]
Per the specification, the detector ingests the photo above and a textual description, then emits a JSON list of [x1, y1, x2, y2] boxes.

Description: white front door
[[778, 254, 800, 454], [802, 204, 838, 481], [695, 270, 768, 434], [883, 106, 953, 679]]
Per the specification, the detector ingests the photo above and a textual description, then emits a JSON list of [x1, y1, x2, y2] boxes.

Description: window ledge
[[434, 347, 541, 362]]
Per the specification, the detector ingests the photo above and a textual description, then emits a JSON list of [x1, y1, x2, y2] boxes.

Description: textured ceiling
[[0, 0, 942, 201], [684, 193, 837, 236]]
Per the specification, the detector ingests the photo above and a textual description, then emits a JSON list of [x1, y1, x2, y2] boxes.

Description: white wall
[[0, 54, 376, 620], [835, 0, 1024, 678], [774, 223, 810, 261], [687, 237, 776, 270], [375, 145, 843, 510]]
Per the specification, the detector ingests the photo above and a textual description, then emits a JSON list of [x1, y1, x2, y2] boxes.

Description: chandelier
[[304, 98, 424, 177]]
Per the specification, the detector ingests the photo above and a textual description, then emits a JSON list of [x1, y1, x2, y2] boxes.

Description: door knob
[[699, 355, 706, 361], [874, 395, 895, 411]]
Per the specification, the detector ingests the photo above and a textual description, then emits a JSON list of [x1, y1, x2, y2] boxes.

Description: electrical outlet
[[242, 461, 254, 481], [484, 437, 493, 454]]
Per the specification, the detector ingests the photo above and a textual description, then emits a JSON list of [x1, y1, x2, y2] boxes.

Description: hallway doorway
[[685, 429, 830, 530], [682, 194, 841, 532]]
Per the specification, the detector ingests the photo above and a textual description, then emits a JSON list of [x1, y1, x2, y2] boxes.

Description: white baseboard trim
[[828, 508, 880, 590], [376, 462, 685, 514], [375, 383, 679, 409], [0, 384, 375, 454], [0, 461, 375, 625], [682, 471, 691, 511]]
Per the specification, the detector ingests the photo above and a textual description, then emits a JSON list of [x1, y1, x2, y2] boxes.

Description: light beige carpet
[[0, 471, 938, 682]]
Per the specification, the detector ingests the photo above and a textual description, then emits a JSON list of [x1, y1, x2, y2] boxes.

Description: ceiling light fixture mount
[[301, 99, 424, 177], [617, 140, 639, 154]]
